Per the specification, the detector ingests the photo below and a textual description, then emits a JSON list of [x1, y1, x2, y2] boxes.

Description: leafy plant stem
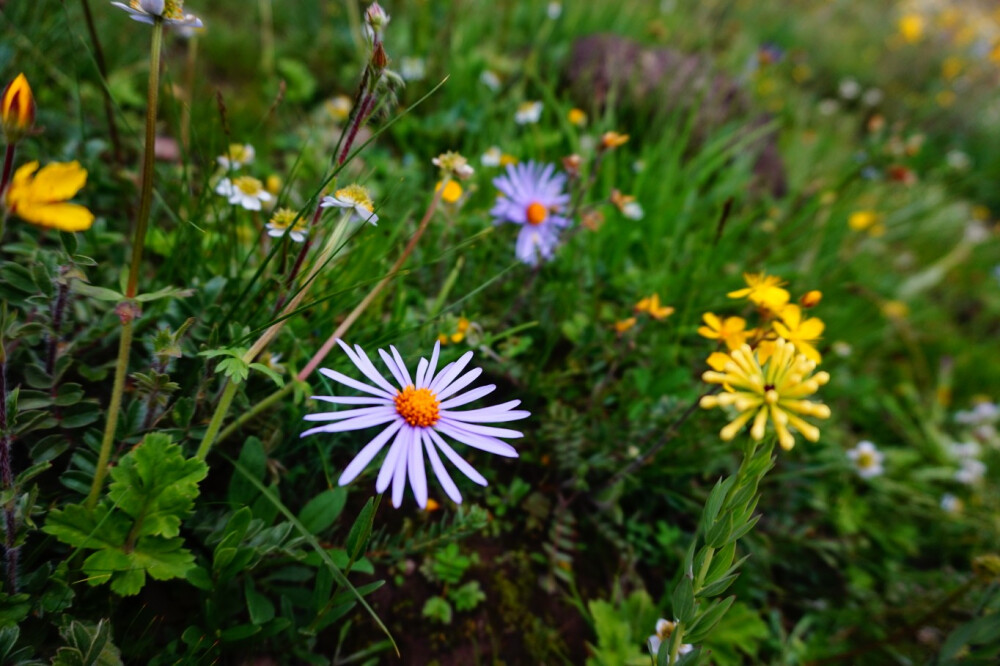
[[0, 326, 17, 591], [89, 19, 163, 508]]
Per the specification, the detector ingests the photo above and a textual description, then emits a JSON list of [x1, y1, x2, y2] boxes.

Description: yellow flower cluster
[[614, 294, 674, 335], [700, 339, 831, 450], [700, 272, 825, 365]]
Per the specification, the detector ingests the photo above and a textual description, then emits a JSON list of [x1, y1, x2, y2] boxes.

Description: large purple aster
[[490, 161, 571, 265], [302, 340, 529, 508]]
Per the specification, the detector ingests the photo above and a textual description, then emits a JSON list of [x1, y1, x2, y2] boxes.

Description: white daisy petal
[[435, 421, 520, 457], [378, 348, 409, 388], [338, 420, 404, 485], [319, 368, 394, 399], [310, 395, 391, 406], [303, 406, 393, 422], [391, 428, 412, 507], [408, 430, 428, 507], [430, 351, 475, 393], [439, 384, 496, 409], [422, 430, 463, 503], [435, 367, 484, 401], [423, 341, 441, 388], [376, 427, 408, 493], [336, 340, 398, 395], [428, 428, 489, 486], [390, 345, 413, 386], [300, 411, 396, 436]]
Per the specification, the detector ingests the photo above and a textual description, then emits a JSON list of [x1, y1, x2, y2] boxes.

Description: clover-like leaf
[[108, 433, 207, 539]]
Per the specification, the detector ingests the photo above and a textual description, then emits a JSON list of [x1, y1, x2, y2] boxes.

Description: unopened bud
[[1, 73, 36, 141], [371, 42, 389, 71]]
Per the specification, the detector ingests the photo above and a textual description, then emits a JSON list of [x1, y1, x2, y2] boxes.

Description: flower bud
[[371, 42, 389, 71], [1, 73, 36, 141]]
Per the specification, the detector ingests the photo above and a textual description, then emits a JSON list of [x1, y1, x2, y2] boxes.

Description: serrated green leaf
[[107, 433, 207, 539], [216, 358, 249, 383], [43, 504, 129, 550]]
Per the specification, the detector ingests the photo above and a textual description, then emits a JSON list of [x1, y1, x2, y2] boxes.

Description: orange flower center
[[526, 202, 548, 225], [394, 385, 440, 427]]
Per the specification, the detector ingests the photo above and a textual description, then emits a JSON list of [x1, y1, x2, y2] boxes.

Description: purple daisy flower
[[302, 340, 530, 508], [490, 161, 571, 266]]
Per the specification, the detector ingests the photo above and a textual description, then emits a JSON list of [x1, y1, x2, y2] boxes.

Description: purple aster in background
[[490, 161, 571, 266], [302, 340, 529, 508]]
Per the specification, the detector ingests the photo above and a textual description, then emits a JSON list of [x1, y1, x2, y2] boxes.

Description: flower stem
[[195, 380, 238, 461], [87, 19, 164, 509], [126, 18, 164, 300], [0, 328, 18, 591], [79, 0, 124, 164], [0, 144, 16, 197]]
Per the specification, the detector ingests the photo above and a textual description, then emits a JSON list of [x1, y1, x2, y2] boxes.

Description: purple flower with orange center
[[490, 161, 571, 266], [302, 340, 529, 508]]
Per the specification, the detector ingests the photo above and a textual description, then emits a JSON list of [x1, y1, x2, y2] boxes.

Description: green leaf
[[345, 497, 378, 562], [421, 596, 453, 625], [298, 488, 347, 534], [229, 438, 267, 506], [216, 358, 249, 383], [0, 594, 31, 627], [244, 579, 276, 624], [248, 363, 285, 387], [107, 433, 208, 539], [449, 581, 486, 612], [53, 619, 122, 666], [685, 596, 736, 643], [71, 282, 124, 302], [43, 503, 130, 550], [134, 285, 195, 303], [672, 576, 696, 625]]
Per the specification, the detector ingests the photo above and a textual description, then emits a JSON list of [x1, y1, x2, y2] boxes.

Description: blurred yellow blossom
[[634, 294, 674, 320], [435, 180, 463, 204], [600, 131, 629, 149], [1, 73, 35, 140], [773, 304, 824, 364], [698, 313, 750, 350], [882, 300, 910, 320], [614, 317, 637, 335], [5, 161, 94, 232], [567, 108, 587, 127], [898, 14, 925, 43], [727, 272, 790, 312], [800, 290, 822, 308]]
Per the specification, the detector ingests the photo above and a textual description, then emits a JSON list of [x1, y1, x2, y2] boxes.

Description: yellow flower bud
[[1, 74, 36, 140]]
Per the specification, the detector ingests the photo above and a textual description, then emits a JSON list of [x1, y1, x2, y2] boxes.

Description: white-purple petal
[[408, 430, 428, 508], [310, 395, 391, 406], [319, 368, 394, 399], [441, 403, 530, 423], [435, 421, 520, 458], [438, 383, 496, 409], [300, 411, 398, 437], [338, 420, 404, 485], [435, 367, 484, 401], [428, 428, 489, 486], [430, 350, 475, 393], [378, 348, 408, 389], [423, 341, 441, 389], [390, 345, 413, 386], [376, 427, 408, 493], [342, 341, 399, 395], [303, 406, 394, 422], [423, 431, 463, 504], [391, 428, 412, 507]]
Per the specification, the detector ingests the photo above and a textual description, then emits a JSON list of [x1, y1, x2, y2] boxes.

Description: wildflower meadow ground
[[1, 0, 999, 664]]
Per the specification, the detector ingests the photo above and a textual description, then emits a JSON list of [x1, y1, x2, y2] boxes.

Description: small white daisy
[[400, 56, 426, 82], [110, 0, 203, 27], [515, 101, 543, 125], [216, 176, 273, 211], [838, 77, 861, 100], [320, 184, 379, 225], [217, 143, 255, 171], [622, 201, 644, 220], [481, 147, 502, 167], [480, 70, 501, 91], [302, 340, 530, 508], [546, 2, 562, 19], [647, 618, 694, 659], [266, 208, 308, 243], [846, 440, 884, 479], [433, 151, 474, 180]]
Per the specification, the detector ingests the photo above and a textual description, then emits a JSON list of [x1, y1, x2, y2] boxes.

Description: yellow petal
[[779, 304, 802, 328], [798, 318, 825, 339], [697, 325, 720, 339], [30, 161, 88, 201], [701, 312, 721, 330], [15, 202, 95, 232]]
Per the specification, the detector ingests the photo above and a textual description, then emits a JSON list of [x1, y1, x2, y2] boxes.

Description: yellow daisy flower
[[726, 272, 790, 312], [634, 294, 674, 320], [5, 161, 95, 232], [700, 339, 831, 450]]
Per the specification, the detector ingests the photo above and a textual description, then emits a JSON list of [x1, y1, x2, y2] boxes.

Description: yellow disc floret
[[394, 385, 441, 428], [526, 202, 548, 225]]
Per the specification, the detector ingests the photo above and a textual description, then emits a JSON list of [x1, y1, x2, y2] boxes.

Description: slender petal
[[422, 430, 463, 503], [319, 368, 394, 399], [391, 427, 412, 507], [310, 395, 391, 406], [408, 430, 429, 507], [390, 346, 413, 386], [378, 348, 408, 389], [337, 340, 398, 395], [435, 367, 484, 401], [338, 420, 404, 485], [376, 427, 408, 493], [442, 404, 531, 423], [428, 428, 489, 486], [435, 421, 520, 457], [430, 351, 475, 393], [303, 406, 393, 422], [439, 383, 496, 409], [300, 411, 397, 436]]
